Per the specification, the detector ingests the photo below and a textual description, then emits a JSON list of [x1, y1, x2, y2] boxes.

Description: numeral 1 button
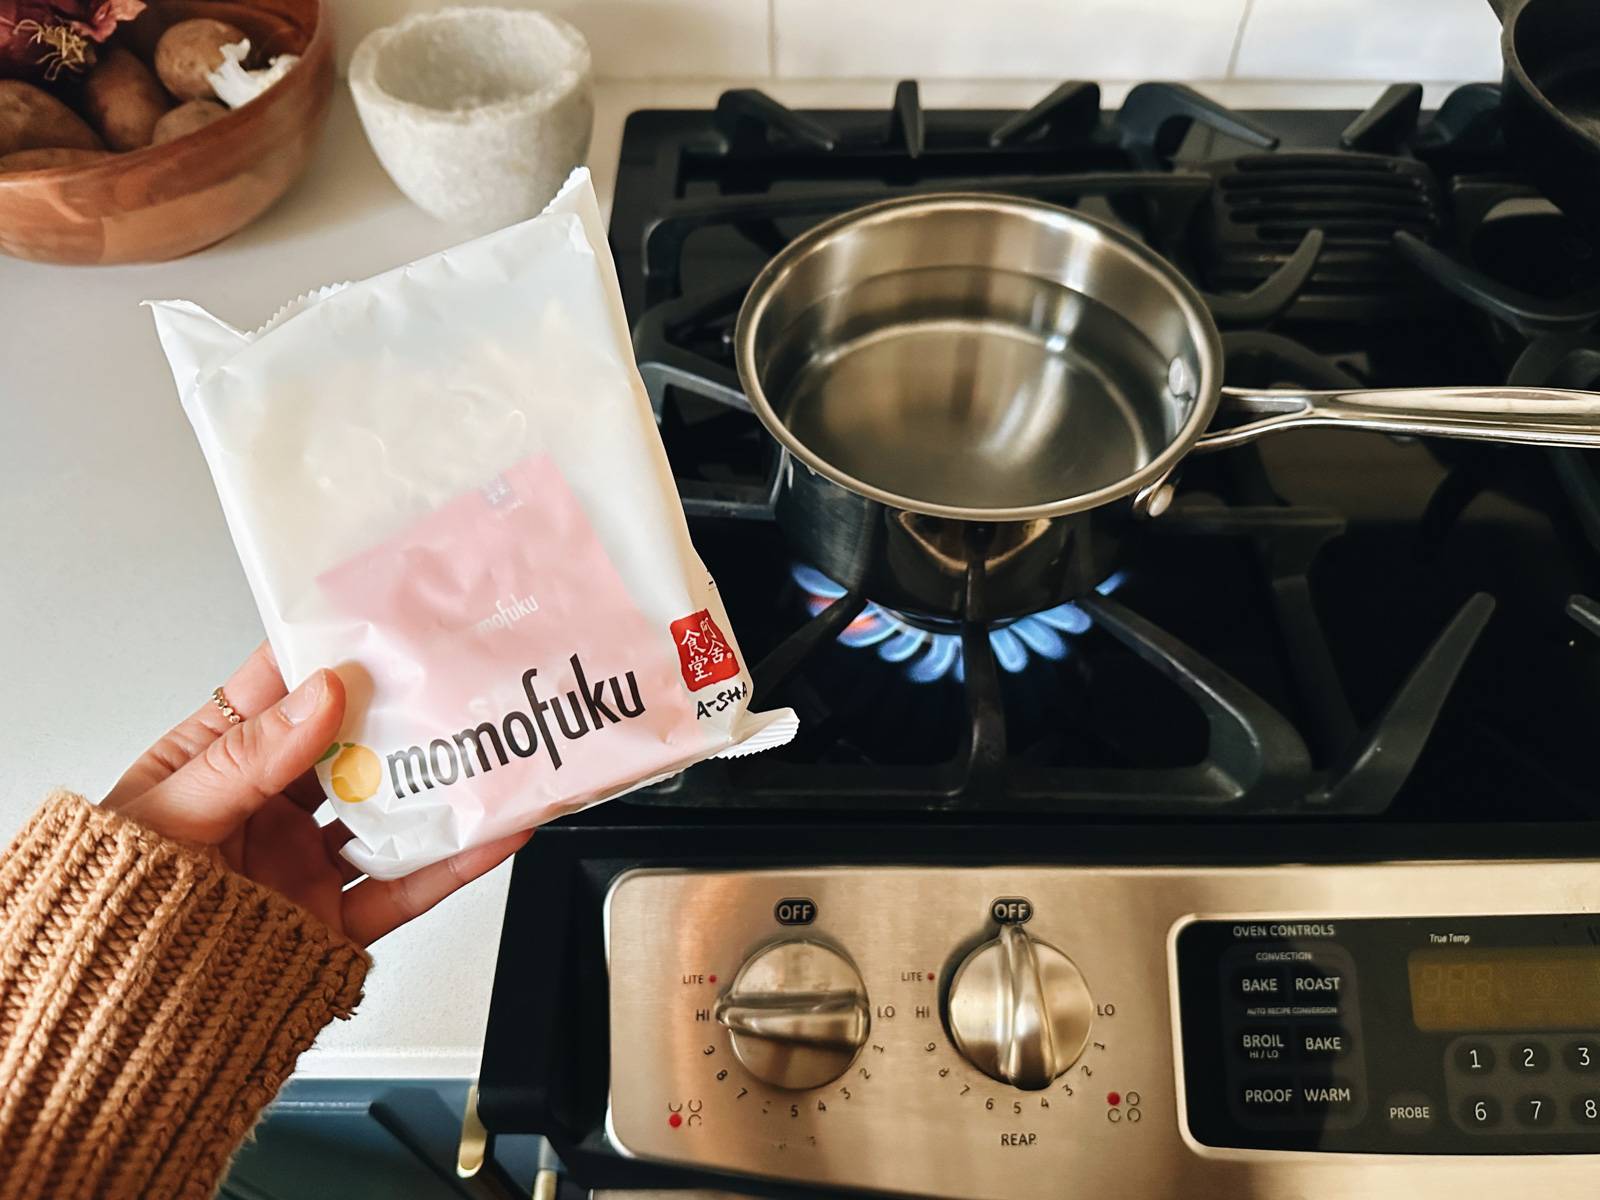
[[1454, 1042, 1495, 1074]]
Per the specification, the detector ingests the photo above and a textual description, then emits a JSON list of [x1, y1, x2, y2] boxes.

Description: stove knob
[[946, 925, 1093, 1091], [714, 940, 871, 1090]]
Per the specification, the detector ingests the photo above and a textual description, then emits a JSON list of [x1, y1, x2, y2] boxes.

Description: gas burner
[[598, 82, 1600, 821], [790, 563, 1126, 684]]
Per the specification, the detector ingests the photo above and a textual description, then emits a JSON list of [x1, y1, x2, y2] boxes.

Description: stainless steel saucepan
[[732, 192, 1600, 621]]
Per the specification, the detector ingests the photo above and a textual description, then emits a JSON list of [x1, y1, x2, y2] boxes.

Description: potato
[[155, 19, 248, 102], [0, 81, 103, 158], [84, 48, 172, 151], [0, 147, 113, 173], [151, 99, 227, 145]]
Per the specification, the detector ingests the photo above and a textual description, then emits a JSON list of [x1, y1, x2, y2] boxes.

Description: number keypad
[[1446, 1034, 1600, 1134]]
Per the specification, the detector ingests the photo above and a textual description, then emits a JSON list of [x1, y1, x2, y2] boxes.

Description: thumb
[[121, 669, 345, 844]]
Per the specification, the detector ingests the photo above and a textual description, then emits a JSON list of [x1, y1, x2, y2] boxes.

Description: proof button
[[1239, 1079, 1296, 1116]]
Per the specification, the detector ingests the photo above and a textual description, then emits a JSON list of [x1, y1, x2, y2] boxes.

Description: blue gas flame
[[792, 564, 1124, 684]]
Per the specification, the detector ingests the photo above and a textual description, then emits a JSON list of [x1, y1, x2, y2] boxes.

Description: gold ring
[[212, 686, 243, 726]]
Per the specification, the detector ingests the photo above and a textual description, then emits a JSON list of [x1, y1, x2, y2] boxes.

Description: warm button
[[1233, 968, 1286, 1003], [1300, 1078, 1358, 1114]]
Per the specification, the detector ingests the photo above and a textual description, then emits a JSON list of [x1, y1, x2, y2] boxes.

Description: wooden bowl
[[0, 0, 332, 264]]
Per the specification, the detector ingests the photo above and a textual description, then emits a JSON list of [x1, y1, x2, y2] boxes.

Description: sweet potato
[[0, 147, 112, 172], [155, 19, 248, 101], [151, 98, 227, 145], [84, 48, 172, 151], [0, 81, 104, 158]]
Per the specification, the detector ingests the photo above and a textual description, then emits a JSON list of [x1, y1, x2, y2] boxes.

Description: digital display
[[1409, 947, 1600, 1031]]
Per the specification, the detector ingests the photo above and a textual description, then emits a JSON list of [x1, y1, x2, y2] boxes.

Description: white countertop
[[0, 76, 1472, 1079]]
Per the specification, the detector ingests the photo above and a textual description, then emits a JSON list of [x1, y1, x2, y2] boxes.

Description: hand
[[102, 642, 531, 946]]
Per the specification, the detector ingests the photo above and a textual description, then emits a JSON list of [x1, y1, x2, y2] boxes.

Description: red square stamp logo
[[670, 609, 741, 691]]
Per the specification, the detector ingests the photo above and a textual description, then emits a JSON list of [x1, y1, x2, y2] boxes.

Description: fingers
[[104, 642, 287, 809], [320, 819, 363, 885], [341, 829, 532, 947], [118, 669, 346, 846], [285, 767, 330, 814], [238, 795, 345, 933]]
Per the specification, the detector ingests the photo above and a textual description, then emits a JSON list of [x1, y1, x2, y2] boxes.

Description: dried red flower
[[1, 0, 144, 83]]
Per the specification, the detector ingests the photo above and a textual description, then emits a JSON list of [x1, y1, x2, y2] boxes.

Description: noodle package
[[149, 169, 796, 880]]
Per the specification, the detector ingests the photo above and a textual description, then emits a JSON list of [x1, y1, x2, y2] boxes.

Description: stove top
[[475, 82, 1600, 1196], [591, 80, 1600, 825]]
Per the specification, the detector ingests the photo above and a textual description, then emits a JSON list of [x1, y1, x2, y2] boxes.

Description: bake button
[[1238, 1079, 1296, 1116], [1512, 1041, 1550, 1074], [1298, 1025, 1350, 1061], [1233, 968, 1287, 1004], [1515, 1094, 1556, 1128], [1572, 1094, 1600, 1126], [1236, 1025, 1291, 1061], [1291, 967, 1346, 1001], [1300, 1078, 1358, 1114], [1453, 1041, 1495, 1074], [1384, 1093, 1435, 1132], [1461, 1096, 1502, 1129], [1565, 1041, 1598, 1073]]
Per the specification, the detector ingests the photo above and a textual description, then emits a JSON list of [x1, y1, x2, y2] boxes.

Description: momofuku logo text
[[385, 654, 645, 798], [476, 591, 540, 635]]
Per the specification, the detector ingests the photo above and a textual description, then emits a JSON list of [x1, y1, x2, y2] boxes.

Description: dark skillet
[[1492, 0, 1600, 235]]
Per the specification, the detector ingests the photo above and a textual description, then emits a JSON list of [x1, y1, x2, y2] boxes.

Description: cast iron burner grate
[[611, 81, 1600, 820]]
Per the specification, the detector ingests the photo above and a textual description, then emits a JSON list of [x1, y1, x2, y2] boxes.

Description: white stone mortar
[[350, 7, 593, 231]]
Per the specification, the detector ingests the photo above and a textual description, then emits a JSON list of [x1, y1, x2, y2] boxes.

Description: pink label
[[315, 455, 703, 829]]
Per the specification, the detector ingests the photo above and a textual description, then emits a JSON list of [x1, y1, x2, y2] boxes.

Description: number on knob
[[945, 925, 1093, 1091]]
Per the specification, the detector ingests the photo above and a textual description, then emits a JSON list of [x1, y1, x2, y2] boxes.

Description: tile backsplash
[[335, 0, 1505, 84]]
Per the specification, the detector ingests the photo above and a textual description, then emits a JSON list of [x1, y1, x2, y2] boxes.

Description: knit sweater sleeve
[[0, 791, 371, 1200]]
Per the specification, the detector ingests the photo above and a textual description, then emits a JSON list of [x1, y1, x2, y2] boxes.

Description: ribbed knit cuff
[[0, 791, 371, 1200]]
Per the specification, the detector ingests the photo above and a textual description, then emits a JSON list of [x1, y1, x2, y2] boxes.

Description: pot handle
[[1193, 385, 1600, 454]]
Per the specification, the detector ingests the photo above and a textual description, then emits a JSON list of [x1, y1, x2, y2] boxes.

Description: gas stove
[[477, 82, 1600, 1199]]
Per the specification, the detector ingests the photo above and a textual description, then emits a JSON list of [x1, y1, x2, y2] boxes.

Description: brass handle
[[456, 1081, 490, 1179]]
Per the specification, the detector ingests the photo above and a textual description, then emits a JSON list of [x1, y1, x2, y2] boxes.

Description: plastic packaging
[[148, 168, 796, 879]]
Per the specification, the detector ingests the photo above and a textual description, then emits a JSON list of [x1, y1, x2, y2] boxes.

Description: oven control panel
[[604, 864, 1600, 1200], [1178, 915, 1600, 1153]]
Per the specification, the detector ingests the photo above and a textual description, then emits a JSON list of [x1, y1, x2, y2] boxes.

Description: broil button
[[1236, 1025, 1291, 1062]]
